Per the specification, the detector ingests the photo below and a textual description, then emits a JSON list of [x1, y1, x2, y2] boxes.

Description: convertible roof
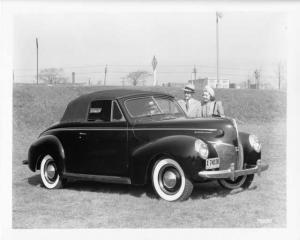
[[77, 88, 172, 100], [60, 88, 173, 123]]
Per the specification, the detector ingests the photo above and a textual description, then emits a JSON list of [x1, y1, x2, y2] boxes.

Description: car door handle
[[78, 132, 87, 139]]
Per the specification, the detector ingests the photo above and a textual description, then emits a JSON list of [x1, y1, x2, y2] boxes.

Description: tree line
[[37, 68, 151, 86]]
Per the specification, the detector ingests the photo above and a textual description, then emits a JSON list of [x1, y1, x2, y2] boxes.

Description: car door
[[77, 100, 129, 177]]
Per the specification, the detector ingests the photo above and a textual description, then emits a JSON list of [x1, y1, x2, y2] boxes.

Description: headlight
[[249, 134, 261, 153], [195, 139, 209, 159]]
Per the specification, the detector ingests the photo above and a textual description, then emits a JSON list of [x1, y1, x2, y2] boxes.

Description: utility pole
[[192, 65, 197, 85], [216, 12, 223, 88], [104, 65, 107, 86], [12, 70, 15, 83], [36, 38, 39, 84], [152, 56, 158, 86], [254, 69, 260, 90]]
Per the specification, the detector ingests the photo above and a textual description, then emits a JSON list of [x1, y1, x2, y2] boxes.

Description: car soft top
[[60, 88, 173, 123]]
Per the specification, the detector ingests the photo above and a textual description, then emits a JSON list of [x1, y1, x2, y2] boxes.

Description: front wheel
[[152, 158, 193, 201], [40, 154, 63, 189], [218, 174, 254, 190]]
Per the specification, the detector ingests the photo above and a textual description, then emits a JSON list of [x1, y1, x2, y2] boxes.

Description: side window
[[155, 98, 181, 114], [112, 101, 125, 121], [88, 100, 111, 122]]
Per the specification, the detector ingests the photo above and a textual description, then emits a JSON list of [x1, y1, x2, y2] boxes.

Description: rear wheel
[[152, 158, 193, 201], [40, 154, 63, 189], [218, 174, 254, 190]]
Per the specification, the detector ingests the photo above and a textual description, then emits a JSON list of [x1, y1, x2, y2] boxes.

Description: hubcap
[[46, 164, 56, 179], [158, 166, 182, 195], [163, 171, 177, 188], [44, 160, 57, 182]]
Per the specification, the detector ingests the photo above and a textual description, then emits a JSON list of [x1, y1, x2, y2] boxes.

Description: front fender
[[130, 135, 217, 185], [239, 132, 261, 165], [28, 135, 65, 173]]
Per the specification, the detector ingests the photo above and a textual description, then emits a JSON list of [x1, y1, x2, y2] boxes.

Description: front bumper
[[198, 160, 268, 181]]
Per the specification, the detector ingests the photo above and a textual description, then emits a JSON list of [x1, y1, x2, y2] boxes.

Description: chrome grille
[[212, 143, 238, 170]]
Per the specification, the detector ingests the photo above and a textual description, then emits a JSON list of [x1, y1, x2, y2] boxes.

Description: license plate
[[206, 158, 220, 169]]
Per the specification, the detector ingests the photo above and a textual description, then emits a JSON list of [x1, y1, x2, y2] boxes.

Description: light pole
[[216, 12, 223, 88], [104, 65, 107, 86], [36, 38, 39, 84]]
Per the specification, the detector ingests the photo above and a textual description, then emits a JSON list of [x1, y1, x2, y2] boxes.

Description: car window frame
[[124, 95, 185, 119], [86, 99, 127, 123], [111, 100, 126, 122], [86, 99, 112, 122]]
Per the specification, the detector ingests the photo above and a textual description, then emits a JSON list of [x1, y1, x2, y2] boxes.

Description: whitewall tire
[[40, 154, 63, 189], [152, 158, 193, 201]]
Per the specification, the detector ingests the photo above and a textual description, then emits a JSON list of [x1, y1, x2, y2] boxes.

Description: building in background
[[188, 78, 230, 89], [165, 82, 186, 88], [166, 77, 230, 89]]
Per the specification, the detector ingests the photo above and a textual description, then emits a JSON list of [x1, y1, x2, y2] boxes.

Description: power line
[[13, 63, 280, 72]]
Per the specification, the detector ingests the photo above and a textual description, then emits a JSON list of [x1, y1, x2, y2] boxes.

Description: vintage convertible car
[[25, 89, 268, 201]]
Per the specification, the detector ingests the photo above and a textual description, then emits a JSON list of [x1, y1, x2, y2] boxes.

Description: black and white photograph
[[1, 0, 300, 239]]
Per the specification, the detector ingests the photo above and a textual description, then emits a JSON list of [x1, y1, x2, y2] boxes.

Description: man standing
[[178, 83, 202, 118]]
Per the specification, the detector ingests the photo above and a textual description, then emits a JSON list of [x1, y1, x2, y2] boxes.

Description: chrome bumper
[[198, 160, 268, 181]]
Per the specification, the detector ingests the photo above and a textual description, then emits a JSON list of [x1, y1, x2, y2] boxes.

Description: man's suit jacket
[[178, 98, 202, 118]]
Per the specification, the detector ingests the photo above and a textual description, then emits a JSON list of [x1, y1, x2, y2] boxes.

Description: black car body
[[26, 89, 268, 201]]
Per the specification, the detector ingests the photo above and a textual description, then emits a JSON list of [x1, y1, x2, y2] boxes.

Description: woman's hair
[[203, 85, 215, 102]]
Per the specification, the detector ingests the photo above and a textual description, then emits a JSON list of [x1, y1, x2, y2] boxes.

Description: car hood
[[132, 117, 238, 145]]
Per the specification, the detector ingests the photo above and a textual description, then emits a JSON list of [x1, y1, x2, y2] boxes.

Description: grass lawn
[[12, 84, 286, 228]]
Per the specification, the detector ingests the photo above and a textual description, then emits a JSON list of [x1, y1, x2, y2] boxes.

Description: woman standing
[[201, 85, 225, 118]]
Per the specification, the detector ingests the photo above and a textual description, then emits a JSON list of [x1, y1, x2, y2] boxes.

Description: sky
[[13, 11, 287, 86]]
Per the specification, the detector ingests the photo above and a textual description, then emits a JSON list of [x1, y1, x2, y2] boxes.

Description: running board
[[63, 172, 131, 185]]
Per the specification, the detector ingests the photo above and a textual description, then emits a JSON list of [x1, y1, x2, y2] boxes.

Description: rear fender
[[28, 135, 65, 173]]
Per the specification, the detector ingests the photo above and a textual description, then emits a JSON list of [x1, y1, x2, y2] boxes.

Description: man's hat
[[183, 83, 195, 93]]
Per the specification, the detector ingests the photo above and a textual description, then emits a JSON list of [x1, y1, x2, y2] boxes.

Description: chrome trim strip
[[110, 100, 114, 121], [232, 118, 244, 170], [64, 173, 131, 184], [55, 127, 218, 132], [133, 128, 218, 132], [207, 141, 235, 147]]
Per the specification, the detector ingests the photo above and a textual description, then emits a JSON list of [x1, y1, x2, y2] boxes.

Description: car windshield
[[125, 96, 186, 120]]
